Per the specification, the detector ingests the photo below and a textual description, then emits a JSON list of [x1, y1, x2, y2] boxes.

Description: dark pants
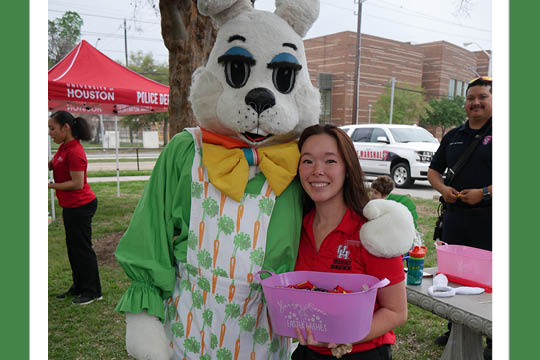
[[292, 344, 392, 360], [62, 198, 101, 297], [442, 205, 492, 251]]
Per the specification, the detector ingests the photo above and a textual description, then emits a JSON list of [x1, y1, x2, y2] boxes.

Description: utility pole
[[352, 0, 367, 124], [389, 77, 395, 124], [124, 19, 129, 67]]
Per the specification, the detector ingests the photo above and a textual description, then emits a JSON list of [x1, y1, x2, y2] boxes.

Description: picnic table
[[406, 267, 492, 360]]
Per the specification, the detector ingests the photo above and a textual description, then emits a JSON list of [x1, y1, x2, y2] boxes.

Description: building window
[[448, 79, 456, 99], [320, 89, 332, 123], [318, 73, 333, 123], [456, 80, 463, 98]]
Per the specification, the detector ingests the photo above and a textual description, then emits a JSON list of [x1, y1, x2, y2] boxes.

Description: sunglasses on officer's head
[[469, 76, 492, 83]]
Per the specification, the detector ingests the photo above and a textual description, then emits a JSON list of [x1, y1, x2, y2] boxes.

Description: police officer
[[427, 76, 492, 359], [428, 76, 492, 251]]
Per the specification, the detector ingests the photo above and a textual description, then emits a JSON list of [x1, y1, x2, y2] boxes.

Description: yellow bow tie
[[202, 141, 300, 202]]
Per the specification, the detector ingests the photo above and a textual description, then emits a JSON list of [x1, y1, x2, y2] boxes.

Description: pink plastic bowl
[[255, 270, 389, 344], [436, 243, 492, 289]]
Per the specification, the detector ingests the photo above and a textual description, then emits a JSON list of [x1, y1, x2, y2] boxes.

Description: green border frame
[[0, 1, 30, 358], [510, 1, 538, 358]]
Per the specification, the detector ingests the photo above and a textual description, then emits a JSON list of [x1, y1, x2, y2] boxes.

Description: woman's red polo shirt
[[295, 207, 405, 355], [51, 139, 96, 208]]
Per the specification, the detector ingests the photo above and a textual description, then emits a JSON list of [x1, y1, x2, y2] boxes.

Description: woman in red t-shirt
[[48, 110, 102, 305], [292, 124, 407, 360]]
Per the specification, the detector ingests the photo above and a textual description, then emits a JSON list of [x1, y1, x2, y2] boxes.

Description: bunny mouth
[[242, 132, 273, 143]]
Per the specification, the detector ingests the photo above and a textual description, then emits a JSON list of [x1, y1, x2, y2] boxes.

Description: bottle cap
[[409, 245, 427, 258]]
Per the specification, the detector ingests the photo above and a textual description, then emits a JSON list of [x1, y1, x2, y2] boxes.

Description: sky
[[48, 0, 492, 66]]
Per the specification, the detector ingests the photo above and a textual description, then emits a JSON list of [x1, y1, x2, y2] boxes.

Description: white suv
[[339, 124, 439, 188]]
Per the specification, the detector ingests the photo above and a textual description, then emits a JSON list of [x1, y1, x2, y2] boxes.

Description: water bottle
[[407, 245, 427, 285]]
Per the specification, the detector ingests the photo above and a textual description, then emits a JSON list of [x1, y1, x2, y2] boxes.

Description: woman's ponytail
[[72, 117, 92, 141], [50, 110, 93, 141]]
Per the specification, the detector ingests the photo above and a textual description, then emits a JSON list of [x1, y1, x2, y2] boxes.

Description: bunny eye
[[267, 53, 302, 94], [218, 47, 255, 89]]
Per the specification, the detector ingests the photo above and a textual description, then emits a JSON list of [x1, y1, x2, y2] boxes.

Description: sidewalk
[[87, 175, 150, 183]]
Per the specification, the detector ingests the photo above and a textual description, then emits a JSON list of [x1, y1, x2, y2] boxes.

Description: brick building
[[304, 31, 490, 127]]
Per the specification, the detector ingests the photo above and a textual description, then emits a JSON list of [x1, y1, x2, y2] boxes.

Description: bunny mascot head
[[190, 0, 320, 146]]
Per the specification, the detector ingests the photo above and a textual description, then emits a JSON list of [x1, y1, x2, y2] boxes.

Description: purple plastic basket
[[256, 270, 389, 344]]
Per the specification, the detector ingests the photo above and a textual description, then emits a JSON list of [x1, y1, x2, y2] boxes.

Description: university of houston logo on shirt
[[331, 245, 351, 271]]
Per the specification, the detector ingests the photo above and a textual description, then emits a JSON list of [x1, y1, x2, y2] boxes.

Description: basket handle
[[255, 270, 275, 282], [434, 240, 447, 247], [370, 278, 390, 290]]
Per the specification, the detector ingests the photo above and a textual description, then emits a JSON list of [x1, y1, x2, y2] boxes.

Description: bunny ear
[[197, 0, 253, 27], [274, 0, 320, 37]]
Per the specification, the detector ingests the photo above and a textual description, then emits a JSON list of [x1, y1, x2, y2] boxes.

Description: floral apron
[[165, 128, 290, 360]]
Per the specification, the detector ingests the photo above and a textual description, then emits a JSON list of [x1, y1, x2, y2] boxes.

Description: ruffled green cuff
[[115, 281, 166, 321]]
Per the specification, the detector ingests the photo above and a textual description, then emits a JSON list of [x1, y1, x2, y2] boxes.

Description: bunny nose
[[245, 88, 276, 115]]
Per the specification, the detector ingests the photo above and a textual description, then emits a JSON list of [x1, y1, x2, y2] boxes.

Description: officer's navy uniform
[[429, 118, 492, 251]]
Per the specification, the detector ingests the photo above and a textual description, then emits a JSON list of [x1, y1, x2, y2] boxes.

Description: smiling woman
[[293, 124, 408, 360]]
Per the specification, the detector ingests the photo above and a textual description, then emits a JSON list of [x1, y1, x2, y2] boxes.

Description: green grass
[[48, 183, 445, 359], [49, 181, 146, 360]]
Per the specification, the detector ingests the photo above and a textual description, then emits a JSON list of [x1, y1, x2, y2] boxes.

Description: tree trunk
[[160, 0, 217, 137], [163, 117, 169, 145]]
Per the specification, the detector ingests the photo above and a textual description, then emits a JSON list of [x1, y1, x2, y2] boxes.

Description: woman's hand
[[294, 328, 353, 359], [294, 327, 337, 349]]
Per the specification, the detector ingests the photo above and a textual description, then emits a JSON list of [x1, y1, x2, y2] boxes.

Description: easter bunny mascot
[[115, 1, 414, 359]]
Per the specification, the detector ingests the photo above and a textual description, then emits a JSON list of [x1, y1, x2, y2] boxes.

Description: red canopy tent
[[48, 40, 169, 115], [48, 40, 170, 214]]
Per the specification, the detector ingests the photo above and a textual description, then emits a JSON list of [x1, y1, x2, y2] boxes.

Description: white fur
[[126, 312, 173, 360], [197, 0, 253, 27], [275, 0, 320, 37], [360, 199, 415, 258]]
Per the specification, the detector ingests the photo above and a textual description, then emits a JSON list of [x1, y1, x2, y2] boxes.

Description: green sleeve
[[262, 178, 304, 274], [387, 193, 418, 228], [115, 131, 194, 321]]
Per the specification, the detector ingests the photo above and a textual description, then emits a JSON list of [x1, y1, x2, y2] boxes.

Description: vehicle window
[[370, 128, 387, 143], [351, 128, 372, 142], [341, 127, 350, 135], [389, 127, 439, 143]]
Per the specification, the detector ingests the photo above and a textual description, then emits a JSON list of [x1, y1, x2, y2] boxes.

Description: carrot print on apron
[[164, 128, 290, 360]]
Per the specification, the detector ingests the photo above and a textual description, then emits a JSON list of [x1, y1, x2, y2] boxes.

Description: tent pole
[[115, 116, 120, 197], [48, 135, 56, 222], [100, 114, 105, 151]]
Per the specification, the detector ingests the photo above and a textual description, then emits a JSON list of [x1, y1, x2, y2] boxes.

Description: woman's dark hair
[[298, 123, 370, 216], [371, 175, 395, 197], [50, 110, 93, 141]]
